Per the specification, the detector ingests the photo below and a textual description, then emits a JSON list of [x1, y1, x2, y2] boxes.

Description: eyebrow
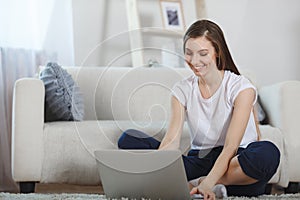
[[185, 48, 208, 52]]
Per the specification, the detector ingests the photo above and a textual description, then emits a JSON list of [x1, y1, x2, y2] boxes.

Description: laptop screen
[[94, 149, 192, 200]]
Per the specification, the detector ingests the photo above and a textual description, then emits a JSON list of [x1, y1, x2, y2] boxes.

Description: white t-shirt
[[172, 70, 258, 150]]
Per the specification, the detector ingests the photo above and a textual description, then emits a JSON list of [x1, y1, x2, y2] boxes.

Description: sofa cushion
[[40, 120, 191, 184], [39, 62, 84, 122], [63, 67, 193, 121]]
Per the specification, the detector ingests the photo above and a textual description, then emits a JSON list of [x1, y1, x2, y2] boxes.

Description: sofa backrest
[[64, 66, 192, 121]]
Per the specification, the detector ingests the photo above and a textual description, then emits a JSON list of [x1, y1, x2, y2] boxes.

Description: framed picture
[[160, 0, 185, 31]]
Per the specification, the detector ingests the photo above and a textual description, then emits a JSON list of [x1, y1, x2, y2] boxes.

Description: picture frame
[[160, 0, 185, 32]]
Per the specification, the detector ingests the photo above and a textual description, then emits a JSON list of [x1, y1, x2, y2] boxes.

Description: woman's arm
[[253, 104, 261, 141], [191, 88, 256, 198], [158, 96, 185, 150]]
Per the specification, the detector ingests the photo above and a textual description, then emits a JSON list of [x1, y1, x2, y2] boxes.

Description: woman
[[118, 19, 280, 200]]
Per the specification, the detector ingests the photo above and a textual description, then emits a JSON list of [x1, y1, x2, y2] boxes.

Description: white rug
[[1, 193, 300, 200]]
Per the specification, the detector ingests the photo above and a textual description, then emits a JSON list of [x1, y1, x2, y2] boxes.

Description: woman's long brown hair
[[183, 19, 240, 75], [184, 20, 262, 140]]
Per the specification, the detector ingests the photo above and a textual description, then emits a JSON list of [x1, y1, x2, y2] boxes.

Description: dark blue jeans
[[118, 129, 280, 197]]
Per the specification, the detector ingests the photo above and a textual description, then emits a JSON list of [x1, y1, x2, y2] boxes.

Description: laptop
[[94, 149, 203, 200]]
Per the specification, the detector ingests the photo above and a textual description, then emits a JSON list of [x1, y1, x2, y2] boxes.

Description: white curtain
[[0, 0, 74, 192]]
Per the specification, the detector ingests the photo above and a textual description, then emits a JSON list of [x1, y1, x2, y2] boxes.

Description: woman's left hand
[[190, 183, 215, 200]]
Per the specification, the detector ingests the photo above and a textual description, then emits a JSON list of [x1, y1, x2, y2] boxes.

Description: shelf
[[126, 0, 185, 67], [141, 28, 184, 38]]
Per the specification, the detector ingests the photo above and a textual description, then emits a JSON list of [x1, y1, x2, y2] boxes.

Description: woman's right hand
[[190, 184, 215, 200]]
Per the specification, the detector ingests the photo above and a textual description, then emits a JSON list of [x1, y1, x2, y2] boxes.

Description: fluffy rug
[[1, 193, 300, 200]]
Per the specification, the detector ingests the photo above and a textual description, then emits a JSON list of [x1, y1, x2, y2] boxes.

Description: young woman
[[118, 19, 280, 200]]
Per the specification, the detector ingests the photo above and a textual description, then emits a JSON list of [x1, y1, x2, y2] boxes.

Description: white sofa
[[12, 66, 295, 193]]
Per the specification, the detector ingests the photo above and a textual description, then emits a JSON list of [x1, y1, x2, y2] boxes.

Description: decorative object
[[147, 59, 160, 67], [160, 0, 185, 31]]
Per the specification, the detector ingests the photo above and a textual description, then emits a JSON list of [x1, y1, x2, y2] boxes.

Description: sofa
[[11, 66, 296, 193]]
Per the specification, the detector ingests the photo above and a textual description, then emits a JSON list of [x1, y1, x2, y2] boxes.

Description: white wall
[[72, 0, 198, 67], [205, 0, 300, 86], [72, 0, 110, 66], [72, 0, 300, 86]]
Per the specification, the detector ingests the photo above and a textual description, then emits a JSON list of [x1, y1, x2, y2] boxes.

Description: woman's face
[[184, 36, 218, 77]]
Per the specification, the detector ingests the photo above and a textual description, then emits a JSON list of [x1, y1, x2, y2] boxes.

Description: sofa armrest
[[259, 80, 300, 181], [12, 78, 45, 182], [259, 125, 289, 187], [259, 81, 300, 142]]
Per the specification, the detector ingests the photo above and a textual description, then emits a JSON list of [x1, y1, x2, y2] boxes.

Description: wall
[[72, 0, 198, 67], [205, 0, 300, 86], [72, 0, 110, 66], [72, 0, 300, 86]]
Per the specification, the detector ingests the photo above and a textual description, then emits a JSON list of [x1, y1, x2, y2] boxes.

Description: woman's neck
[[198, 70, 224, 99], [198, 70, 224, 88]]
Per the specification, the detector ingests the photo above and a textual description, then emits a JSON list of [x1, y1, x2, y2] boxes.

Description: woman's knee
[[261, 141, 280, 165], [220, 156, 257, 185], [238, 141, 280, 182], [117, 129, 160, 149], [248, 141, 280, 171], [118, 129, 138, 149]]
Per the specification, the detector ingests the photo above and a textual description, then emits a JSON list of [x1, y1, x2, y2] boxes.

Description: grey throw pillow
[[39, 62, 84, 122]]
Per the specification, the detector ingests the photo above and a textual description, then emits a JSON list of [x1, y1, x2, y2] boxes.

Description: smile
[[194, 66, 205, 71]]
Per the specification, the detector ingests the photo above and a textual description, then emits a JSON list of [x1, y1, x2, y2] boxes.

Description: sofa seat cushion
[[40, 121, 286, 186], [41, 120, 190, 184]]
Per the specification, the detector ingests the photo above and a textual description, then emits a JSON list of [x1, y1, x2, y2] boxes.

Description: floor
[[36, 184, 104, 194], [35, 183, 285, 195]]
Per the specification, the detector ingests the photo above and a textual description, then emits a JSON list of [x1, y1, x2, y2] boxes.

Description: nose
[[190, 54, 200, 67]]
